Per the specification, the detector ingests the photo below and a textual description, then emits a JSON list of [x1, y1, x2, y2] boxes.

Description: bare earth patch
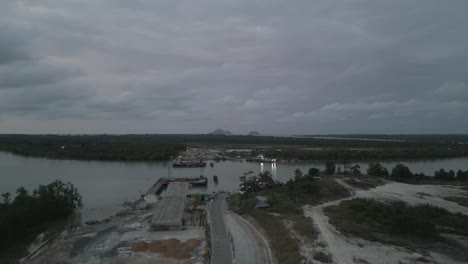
[[304, 181, 468, 264], [131, 239, 202, 259]]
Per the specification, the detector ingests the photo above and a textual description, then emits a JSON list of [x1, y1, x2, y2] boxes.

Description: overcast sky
[[1, 0, 467, 134]]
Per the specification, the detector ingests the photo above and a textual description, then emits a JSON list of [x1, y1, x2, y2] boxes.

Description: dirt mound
[[131, 242, 148, 252], [131, 239, 202, 260], [147, 241, 165, 252], [186, 239, 202, 249]]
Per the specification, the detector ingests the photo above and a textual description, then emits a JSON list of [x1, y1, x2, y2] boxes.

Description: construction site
[[25, 178, 211, 264]]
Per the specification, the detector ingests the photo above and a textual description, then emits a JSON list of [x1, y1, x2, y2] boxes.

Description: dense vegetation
[[0, 134, 185, 161], [297, 134, 468, 144], [1, 134, 468, 161], [258, 147, 468, 161], [237, 170, 350, 207], [324, 198, 468, 254], [0, 181, 82, 261]]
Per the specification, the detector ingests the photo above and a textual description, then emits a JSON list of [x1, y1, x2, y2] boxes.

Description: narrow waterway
[[1, 152, 467, 222]]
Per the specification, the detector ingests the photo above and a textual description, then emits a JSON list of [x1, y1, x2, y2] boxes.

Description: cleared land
[[325, 199, 468, 257], [304, 179, 468, 264]]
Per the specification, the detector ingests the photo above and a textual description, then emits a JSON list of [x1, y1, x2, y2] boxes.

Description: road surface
[[225, 213, 256, 264], [228, 212, 275, 264], [208, 193, 233, 264]]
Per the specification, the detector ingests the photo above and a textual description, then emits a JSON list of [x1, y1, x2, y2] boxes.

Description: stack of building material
[[151, 196, 186, 231], [160, 182, 189, 198], [151, 182, 190, 231]]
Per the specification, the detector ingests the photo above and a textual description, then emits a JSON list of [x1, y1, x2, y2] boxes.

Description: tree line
[[258, 147, 468, 161], [0, 135, 186, 161], [291, 161, 468, 183], [2, 134, 468, 161], [367, 163, 468, 183]]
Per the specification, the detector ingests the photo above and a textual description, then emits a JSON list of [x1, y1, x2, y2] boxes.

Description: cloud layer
[[1, 0, 467, 134]]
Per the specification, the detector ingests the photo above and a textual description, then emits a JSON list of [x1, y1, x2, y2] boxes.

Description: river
[[1, 152, 467, 222]]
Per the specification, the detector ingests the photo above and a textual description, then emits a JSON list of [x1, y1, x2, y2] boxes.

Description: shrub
[[313, 251, 332, 263]]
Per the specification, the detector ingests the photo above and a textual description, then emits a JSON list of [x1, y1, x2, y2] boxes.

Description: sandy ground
[[303, 180, 468, 264], [26, 202, 206, 264], [281, 219, 319, 264]]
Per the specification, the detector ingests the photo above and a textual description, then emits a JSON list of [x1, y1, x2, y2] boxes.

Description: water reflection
[[271, 162, 277, 178]]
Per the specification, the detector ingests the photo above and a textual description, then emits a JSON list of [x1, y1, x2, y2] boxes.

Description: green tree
[[240, 171, 275, 195], [1, 192, 11, 204], [448, 170, 456, 180], [308, 168, 320, 177], [324, 161, 336, 175], [294, 169, 303, 179], [351, 165, 361, 176], [391, 164, 413, 180], [258, 171, 274, 187], [367, 163, 389, 177]]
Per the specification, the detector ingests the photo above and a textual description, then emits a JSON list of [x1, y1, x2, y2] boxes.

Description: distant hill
[[248, 131, 260, 136], [208, 129, 233, 135]]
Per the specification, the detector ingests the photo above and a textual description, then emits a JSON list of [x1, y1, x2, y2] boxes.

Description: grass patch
[[245, 209, 302, 264], [313, 251, 332, 263], [290, 215, 318, 241], [287, 177, 351, 205], [324, 198, 468, 253], [417, 192, 433, 198], [343, 178, 377, 190], [230, 192, 318, 261], [444, 196, 468, 207], [415, 257, 430, 263]]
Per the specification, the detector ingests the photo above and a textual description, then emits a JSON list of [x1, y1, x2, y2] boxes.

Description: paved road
[[225, 213, 256, 264], [208, 193, 233, 264], [229, 212, 275, 264]]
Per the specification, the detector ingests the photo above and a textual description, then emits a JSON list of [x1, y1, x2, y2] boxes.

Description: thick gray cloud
[[1, 0, 467, 134]]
